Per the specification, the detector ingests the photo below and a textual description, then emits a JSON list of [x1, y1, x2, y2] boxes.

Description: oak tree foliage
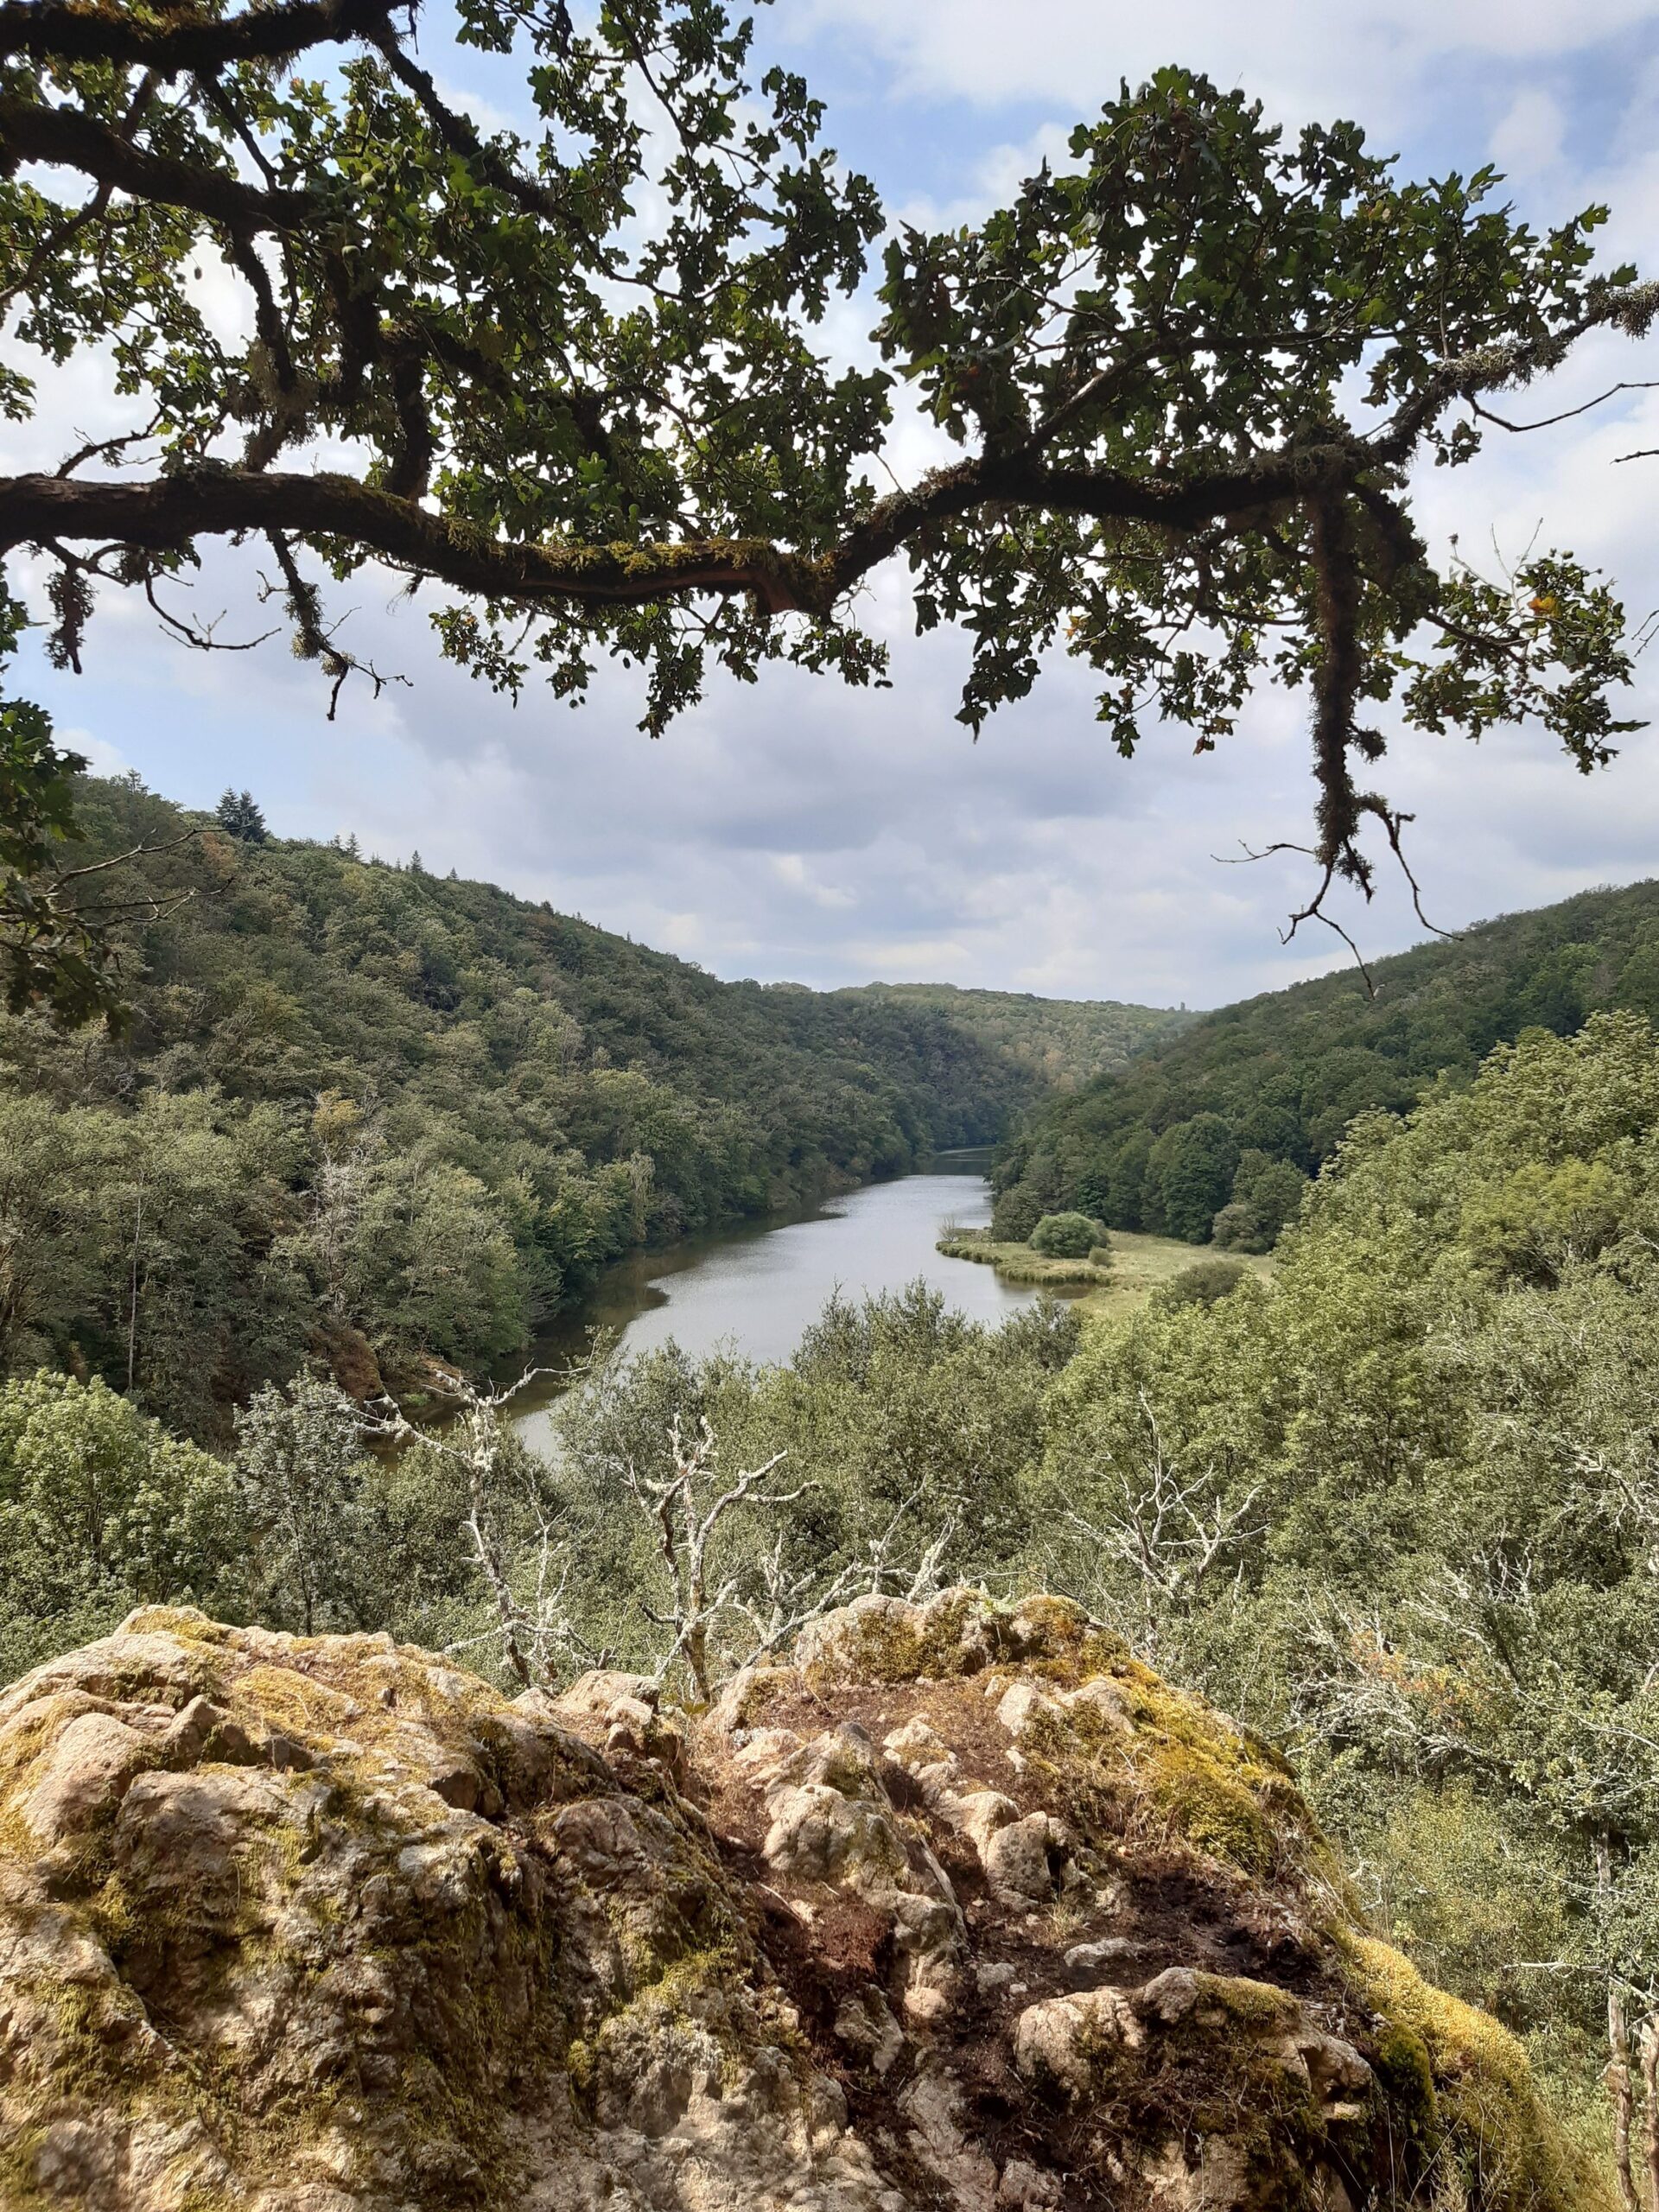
[[2, 0, 1656, 1007]]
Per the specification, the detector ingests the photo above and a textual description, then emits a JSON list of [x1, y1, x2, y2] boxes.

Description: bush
[[1153, 1256, 1249, 1309], [0, 1371, 245, 1682], [1030, 1211, 1104, 1259], [1210, 1201, 1267, 1253]]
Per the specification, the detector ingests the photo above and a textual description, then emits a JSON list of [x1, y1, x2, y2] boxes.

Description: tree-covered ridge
[[0, 774, 1159, 1435], [838, 980, 1192, 1088], [993, 875, 1659, 1247]]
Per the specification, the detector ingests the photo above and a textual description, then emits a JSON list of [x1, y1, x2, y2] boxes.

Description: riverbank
[[936, 1225, 1275, 1313], [1074, 1230, 1275, 1318], [935, 1230, 1111, 1286]]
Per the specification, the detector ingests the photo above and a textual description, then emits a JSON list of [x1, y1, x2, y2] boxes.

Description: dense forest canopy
[[2, 1, 1657, 1009], [840, 981, 1194, 1088], [0, 772, 1174, 1433], [993, 874, 1659, 1249]]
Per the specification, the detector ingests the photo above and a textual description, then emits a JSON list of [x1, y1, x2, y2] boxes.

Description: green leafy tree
[[0, 590, 117, 1019], [3, 16, 1656, 1007], [990, 1185, 1045, 1243], [0, 1084, 311, 1433], [1213, 1150, 1308, 1252], [1147, 1113, 1241, 1242], [332, 1153, 531, 1371], [214, 1378, 475, 1652], [0, 1370, 245, 1677], [232, 1375, 373, 1635], [1104, 1126, 1157, 1233], [0, 1090, 113, 1376]]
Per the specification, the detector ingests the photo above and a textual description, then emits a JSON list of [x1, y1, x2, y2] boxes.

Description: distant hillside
[[841, 982, 1192, 1089], [993, 877, 1659, 1249], [0, 777, 1172, 1433]]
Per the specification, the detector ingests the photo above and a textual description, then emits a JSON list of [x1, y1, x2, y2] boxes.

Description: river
[[510, 1149, 1057, 1456]]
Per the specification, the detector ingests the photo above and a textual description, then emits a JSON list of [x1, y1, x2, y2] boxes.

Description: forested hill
[[992, 876, 1659, 1249], [0, 776, 1166, 1436], [838, 982, 1193, 1087]]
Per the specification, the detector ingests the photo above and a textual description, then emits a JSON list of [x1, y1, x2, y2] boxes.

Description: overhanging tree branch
[[0, 447, 1341, 620], [0, 0, 404, 74], [1, 18, 1655, 1014], [0, 95, 320, 232]]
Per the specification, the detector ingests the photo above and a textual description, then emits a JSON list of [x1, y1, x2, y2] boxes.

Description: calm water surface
[[511, 1151, 1054, 1454]]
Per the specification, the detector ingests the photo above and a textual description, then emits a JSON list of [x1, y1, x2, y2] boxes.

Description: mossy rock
[[1343, 1933, 1614, 2211], [0, 1610, 811, 2211], [0, 1599, 1609, 2212]]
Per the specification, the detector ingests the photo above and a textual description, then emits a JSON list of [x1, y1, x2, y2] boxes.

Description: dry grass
[[935, 1230, 1110, 1286], [1074, 1230, 1274, 1320], [937, 1226, 1274, 1314]]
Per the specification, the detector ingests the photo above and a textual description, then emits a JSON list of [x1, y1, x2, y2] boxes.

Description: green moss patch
[[1342, 1933, 1617, 2212]]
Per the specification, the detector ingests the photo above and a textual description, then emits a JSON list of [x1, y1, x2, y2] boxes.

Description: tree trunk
[[1602, 1835, 1641, 2212], [467, 1501, 534, 1691], [1609, 1986, 1639, 2212], [126, 1180, 144, 1394], [684, 1616, 710, 1703]]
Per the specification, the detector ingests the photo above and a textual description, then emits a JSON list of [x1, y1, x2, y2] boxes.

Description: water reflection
[[511, 1150, 1058, 1455]]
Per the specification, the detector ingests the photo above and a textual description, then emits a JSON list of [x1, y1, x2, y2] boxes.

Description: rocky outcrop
[[0, 1592, 1608, 2212]]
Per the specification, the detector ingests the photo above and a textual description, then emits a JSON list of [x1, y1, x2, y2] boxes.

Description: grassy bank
[[1076, 1230, 1274, 1319], [937, 1226, 1274, 1310], [936, 1229, 1113, 1287]]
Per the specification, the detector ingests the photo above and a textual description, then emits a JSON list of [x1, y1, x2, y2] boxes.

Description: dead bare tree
[[728, 1494, 959, 1666], [362, 1363, 605, 1693], [1063, 1391, 1263, 1660], [619, 1417, 963, 1699], [363, 1358, 961, 1701], [298, 1095, 385, 1319], [625, 1414, 810, 1700]]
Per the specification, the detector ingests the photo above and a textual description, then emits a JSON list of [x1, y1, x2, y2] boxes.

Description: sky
[[11, 1, 1659, 1007]]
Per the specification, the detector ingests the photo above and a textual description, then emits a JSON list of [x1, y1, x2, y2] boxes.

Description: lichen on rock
[[0, 1592, 1611, 2211]]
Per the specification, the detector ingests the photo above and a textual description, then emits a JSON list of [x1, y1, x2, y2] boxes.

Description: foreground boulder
[[0, 1592, 1605, 2211]]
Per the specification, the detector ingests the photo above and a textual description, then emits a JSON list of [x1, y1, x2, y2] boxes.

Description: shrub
[[1153, 1256, 1249, 1309], [1210, 1201, 1265, 1253], [1030, 1211, 1105, 1259]]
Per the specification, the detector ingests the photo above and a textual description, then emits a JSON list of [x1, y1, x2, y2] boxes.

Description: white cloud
[[772, 853, 859, 908], [787, 0, 1659, 129], [1490, 87, 1568, 173], [57, 727, 130, 779]]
